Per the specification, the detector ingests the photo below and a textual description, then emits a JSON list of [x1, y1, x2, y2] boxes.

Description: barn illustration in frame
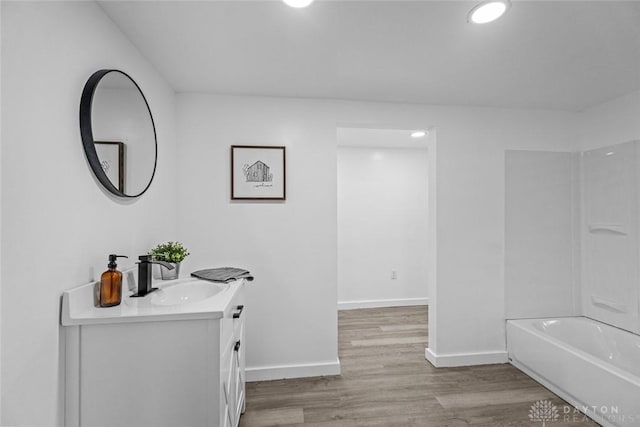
[[244, 160, 273, 183], [231, 145, 286, 200]]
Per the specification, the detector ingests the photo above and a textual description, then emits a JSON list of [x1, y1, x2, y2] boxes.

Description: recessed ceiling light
[[411, 131, 427, 138], [468, 0, 511, 24], [283, 0, 314, 8]]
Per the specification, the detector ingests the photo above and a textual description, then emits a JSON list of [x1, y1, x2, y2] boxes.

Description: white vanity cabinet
[[62, 278, 246, 427]]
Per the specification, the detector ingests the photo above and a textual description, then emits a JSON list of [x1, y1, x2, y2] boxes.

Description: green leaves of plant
[[149, 241, 190, 263]]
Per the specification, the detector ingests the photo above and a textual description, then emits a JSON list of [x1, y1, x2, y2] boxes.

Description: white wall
[[1, 2, 177, 426], [423, 107, 578, 366], [505, 151, 579, 319], [579, 90, 640, 151], [0, 1, 3, 420], [176, 95, 340, 379], [337, 147, 428, 307], [176, 92, 578, 375]]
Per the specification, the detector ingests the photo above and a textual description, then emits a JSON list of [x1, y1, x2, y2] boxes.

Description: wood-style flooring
[[239, 306, 598, 427]]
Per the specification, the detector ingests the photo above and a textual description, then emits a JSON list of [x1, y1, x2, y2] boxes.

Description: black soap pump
[[99, 254, 128, 307]]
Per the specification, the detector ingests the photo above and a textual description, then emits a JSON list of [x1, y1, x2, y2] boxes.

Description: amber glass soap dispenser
[[99, 254, 128, 307]]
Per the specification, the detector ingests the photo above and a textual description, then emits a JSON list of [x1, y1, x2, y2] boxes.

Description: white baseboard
[[246, 358, 341, 382], [338, 297, 429, 310], [425, 347, 508, 367]]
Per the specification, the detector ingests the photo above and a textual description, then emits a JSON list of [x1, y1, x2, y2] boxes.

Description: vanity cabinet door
[[233, 338, 245, 421], [223, 340, 239, 427], [221, 337, 236, 427], [231, 285, 246, 419], [222, 399, 232, 427], [219, 282, 246, 427]]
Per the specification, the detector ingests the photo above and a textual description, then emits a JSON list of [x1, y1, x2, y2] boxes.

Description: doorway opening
[[336, 126, 430, 310]]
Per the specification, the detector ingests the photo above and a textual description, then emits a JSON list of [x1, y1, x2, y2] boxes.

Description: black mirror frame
[[79, 69, 158, 198]]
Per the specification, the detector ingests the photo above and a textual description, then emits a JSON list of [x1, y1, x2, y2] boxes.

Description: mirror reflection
[[81, 70, 157, 198]]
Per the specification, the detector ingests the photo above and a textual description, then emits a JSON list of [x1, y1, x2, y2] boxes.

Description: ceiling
[[99, 0, 640, 112], [337, 127, 430, 148]]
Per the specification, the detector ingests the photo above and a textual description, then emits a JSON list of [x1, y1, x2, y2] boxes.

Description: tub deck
[[508, 317, 640, 427]]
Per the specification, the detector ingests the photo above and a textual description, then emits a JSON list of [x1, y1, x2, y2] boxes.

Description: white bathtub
[[507, 317, 640, 427]]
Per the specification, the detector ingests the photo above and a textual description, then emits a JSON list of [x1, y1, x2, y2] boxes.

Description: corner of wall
[[426, 131, 438, 354], [577, 90, 640, 152], [0, 0, 4, 420], [571, 150, 582, 316]]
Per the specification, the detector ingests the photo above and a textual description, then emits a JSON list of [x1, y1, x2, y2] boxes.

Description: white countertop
[[61, 273, 245, 326]]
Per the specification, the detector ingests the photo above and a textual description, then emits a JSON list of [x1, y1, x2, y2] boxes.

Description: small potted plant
[[149, 241, 190, 280]]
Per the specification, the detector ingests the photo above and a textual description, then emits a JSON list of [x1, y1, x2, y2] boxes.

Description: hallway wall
[[337, 147, 429, 308]]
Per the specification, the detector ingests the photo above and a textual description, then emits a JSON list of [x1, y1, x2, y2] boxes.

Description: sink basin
[[125, 278, 228, 307], [152, 280, 226, 306]]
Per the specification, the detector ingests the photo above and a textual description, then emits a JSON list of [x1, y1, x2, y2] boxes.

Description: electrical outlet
[[391, 270, 397, 280]]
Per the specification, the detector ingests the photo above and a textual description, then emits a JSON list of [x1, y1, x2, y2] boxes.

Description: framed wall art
[[231, 145, 286, 200], [94, 141, 125, 192]]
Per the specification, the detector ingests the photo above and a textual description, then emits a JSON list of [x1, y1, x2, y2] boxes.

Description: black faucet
[[130, 255, 175, 297]]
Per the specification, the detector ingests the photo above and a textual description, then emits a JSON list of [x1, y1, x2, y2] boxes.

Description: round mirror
[[80, 69, 157, 198]]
